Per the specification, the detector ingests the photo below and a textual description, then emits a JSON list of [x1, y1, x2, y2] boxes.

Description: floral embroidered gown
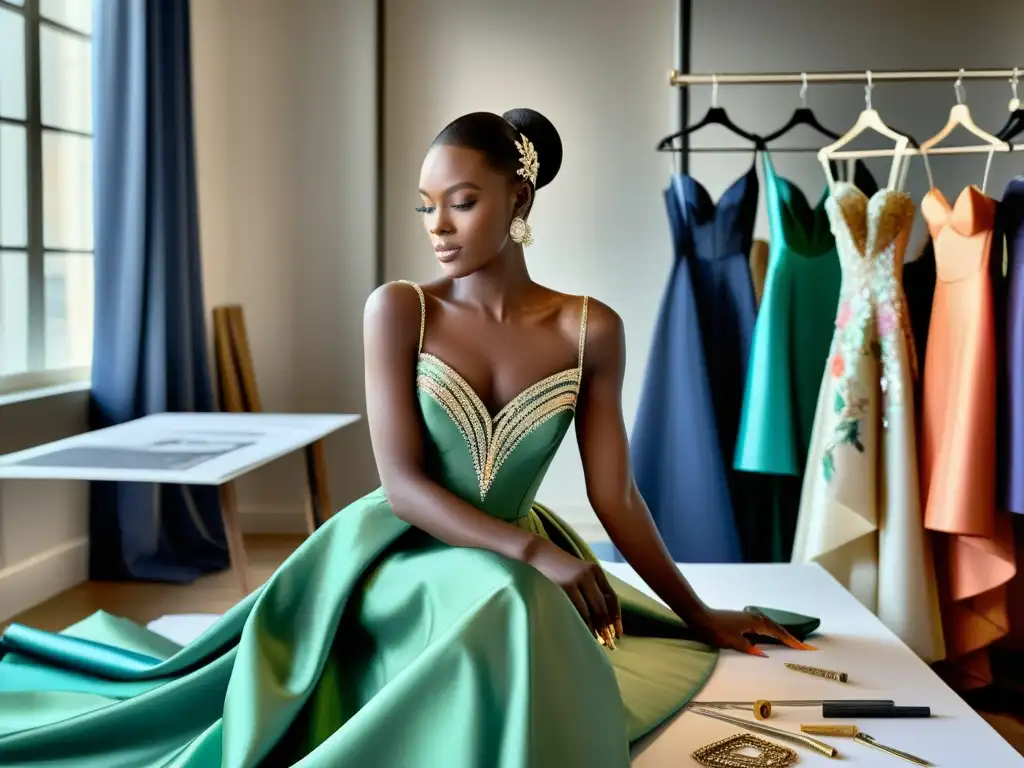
[[791, 183, 946, 663], [0, 282, 719, 768]]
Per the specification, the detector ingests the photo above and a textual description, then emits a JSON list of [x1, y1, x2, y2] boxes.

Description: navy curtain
[[88, 0, 228, 581]]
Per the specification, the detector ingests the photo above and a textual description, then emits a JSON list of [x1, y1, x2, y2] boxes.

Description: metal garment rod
[[676, 0, 692, 173], [670, 68, 1021, 86], [680, 145, 1024, 156]]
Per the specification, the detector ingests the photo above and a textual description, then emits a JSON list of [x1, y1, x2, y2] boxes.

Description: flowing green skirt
[[0, 489, 717, 767]]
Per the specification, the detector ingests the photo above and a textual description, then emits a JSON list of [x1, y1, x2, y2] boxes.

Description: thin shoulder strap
[[577, 296, 590, 376], [398, 280, 425, 354]]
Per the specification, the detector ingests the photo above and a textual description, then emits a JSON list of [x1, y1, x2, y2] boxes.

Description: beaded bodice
[[819, 183, 918, 480], [401, 281, 589, 522]]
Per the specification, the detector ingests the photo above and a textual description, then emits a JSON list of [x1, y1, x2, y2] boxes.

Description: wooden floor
[[5, 535, 1024, 754], [3, 534, 301, 634]]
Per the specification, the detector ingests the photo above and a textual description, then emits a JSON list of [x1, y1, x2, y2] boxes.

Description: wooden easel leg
[[218, 481, 252, 594], [303, 441, 332, 534]]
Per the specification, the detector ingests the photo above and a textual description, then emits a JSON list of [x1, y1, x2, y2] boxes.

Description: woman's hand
[[528, 542, 621, 637], [689, 608, 817, 656]]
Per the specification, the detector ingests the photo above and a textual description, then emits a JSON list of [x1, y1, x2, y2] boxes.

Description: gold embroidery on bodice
[[401, 280, 589, 500], [820, 183, 917, 480]]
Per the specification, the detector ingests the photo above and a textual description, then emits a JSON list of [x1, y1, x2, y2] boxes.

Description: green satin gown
[[0, 282, 718, 768]]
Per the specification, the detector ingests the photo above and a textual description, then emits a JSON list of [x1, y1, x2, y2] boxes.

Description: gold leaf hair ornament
[[515, 133, 539, 185]]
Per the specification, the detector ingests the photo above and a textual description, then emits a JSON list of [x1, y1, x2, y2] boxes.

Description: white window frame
[[0, 0, 93, 398]]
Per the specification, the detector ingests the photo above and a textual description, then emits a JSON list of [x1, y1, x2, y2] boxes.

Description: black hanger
[[763, 107, 840, 145], [761, 78, 839, 148], [763, 77, 922, 154], [657, 107, 765, 152], [996, 106, 1024, 142], [996, 111, 1024, 142], [763, 81, 919, 149], [996, 70, 1023, 142]]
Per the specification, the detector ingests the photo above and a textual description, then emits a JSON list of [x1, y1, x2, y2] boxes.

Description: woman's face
[[417, 144, 527, 278]]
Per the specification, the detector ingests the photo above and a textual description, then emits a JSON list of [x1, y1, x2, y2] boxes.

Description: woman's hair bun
[[502, 108, 563, 190]]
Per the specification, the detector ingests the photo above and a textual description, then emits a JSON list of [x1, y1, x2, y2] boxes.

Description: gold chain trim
[[408, 289, 590, 501], [418, 355, 579, 500]]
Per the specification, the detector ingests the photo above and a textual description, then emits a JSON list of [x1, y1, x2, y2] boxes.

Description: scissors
[[855, 732, 932, 766]]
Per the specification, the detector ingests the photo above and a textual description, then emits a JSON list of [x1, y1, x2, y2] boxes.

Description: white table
[[0, 412, 360, 593], [603, 562, 1024, 766]]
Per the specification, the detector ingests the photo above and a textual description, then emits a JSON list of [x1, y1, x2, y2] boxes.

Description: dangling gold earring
[[509, 216, 533, 248]]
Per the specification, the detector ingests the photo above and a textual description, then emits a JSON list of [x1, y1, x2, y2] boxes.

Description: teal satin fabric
[[734, 152, 843, 477], [0, 341, 719, 766]]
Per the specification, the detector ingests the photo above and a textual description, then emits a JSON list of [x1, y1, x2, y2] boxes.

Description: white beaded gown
[[791, 182, 946, 662]]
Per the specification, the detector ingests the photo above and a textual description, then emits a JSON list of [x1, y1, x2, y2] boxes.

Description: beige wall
[[0, 388, 90, 621], [191, 0, 380, 533]]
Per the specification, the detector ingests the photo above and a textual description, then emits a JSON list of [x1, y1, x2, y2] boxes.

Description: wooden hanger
[[817, 71, 910, 189], [918, 70, 1013, 193], [919, 70, 1012, 155]]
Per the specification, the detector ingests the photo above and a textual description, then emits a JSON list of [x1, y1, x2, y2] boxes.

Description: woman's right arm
[[363, 282, 538, 559], [363, 283, 617, 634]]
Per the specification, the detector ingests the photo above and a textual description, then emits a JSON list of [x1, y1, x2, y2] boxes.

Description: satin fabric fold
[[920, 186, 1017, 689], [629, 171, 755, 564], [0, 496, 718, 767], [1001, 178, 1024, 514]]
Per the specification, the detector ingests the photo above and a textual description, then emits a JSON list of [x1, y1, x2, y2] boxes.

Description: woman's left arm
[[574, 299, 813, 655]]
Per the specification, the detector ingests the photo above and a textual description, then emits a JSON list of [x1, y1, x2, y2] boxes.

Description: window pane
[[0, 7, 26, 120], [0, 250, 29, 376], [40, 0, 92, 35], [0, 124, 28, 247], [43, 130, 93, 250], [40, 26, 91, 133], [44, 251, 93, 369]]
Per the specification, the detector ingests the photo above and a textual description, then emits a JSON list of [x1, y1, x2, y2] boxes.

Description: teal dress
[[732, 154, 878, 561], [0, 282, 718, 768]]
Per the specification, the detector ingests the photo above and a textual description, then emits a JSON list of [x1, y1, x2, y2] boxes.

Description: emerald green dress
[[0, 282, 718, 768], [732, 154, 878, 561]]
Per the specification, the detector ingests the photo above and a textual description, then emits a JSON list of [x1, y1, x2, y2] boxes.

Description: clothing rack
[[669, 68, 1021, 87], [667, 67, 1024, 155]]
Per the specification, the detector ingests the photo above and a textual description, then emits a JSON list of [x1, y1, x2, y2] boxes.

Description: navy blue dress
[[998, 178, 1024, 513], [628, 163, 759, 563]]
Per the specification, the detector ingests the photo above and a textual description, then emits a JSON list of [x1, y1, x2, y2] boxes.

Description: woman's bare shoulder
[[533, 288, 623, 366], [365, 280, 419, 322], [363, 280, 445, 350], [581, 296, 621, 336], [575, 296, 624, 370], [544, 290, 621, 344], [364, 278, 454, 314]]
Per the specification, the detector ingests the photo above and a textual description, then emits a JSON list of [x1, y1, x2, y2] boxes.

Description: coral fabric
[[919, 186, 1017, 689]]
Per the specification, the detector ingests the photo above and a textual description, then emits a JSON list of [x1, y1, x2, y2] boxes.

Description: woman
[[0, 108, 811, 767]]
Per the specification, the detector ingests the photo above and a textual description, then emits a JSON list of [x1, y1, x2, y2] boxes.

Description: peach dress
[[920, 186, 1017, 689], [792, 182, 945, 663]]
